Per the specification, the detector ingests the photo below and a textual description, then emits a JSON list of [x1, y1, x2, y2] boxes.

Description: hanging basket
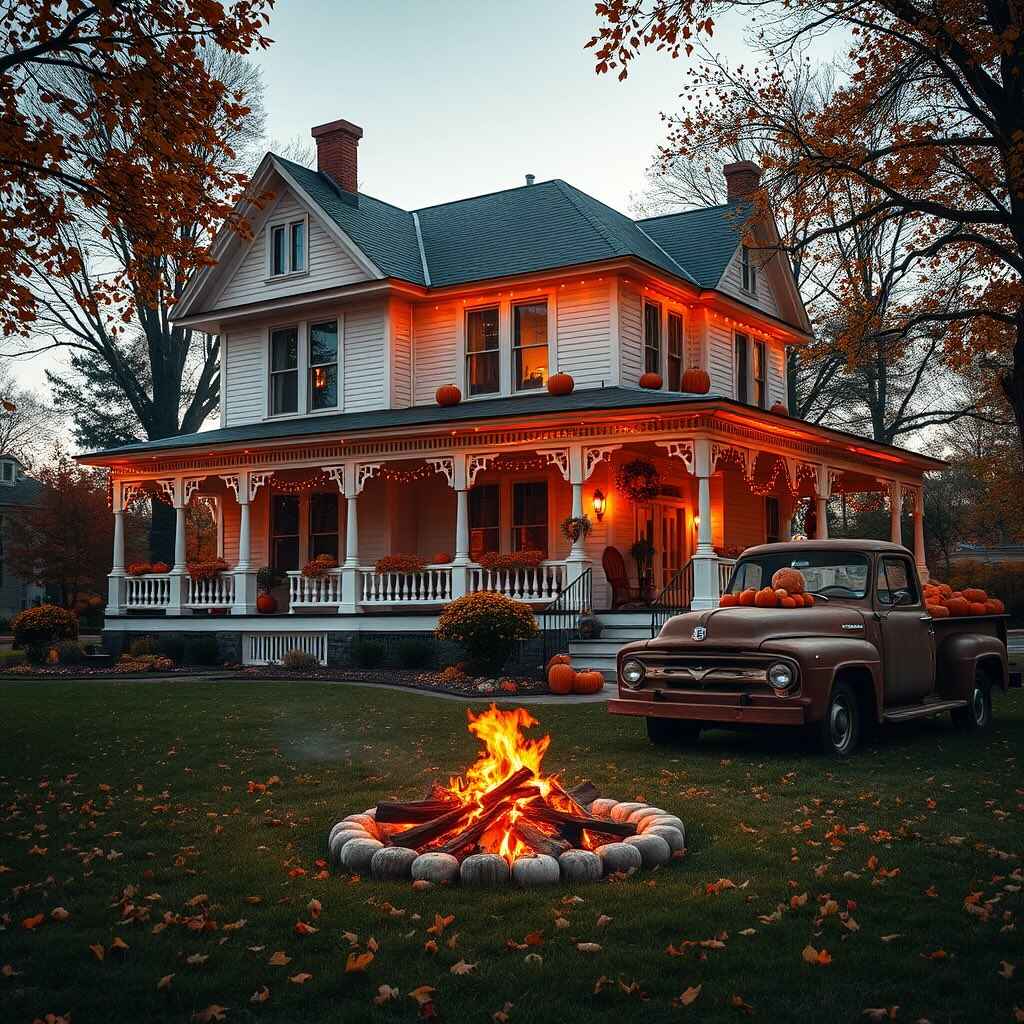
[[614, 459, 662, 504]]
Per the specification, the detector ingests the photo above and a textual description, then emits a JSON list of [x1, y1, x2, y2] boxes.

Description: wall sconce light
[[592, 489, 606, 522], [693, 514, 701, 533]]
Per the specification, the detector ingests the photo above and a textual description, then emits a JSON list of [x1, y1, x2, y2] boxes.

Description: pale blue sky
[[256, 0, 759, 213]]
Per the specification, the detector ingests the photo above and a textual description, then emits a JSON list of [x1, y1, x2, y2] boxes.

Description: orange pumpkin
[[963, 587, 988, 603], [927, 603, 950, 618], [436, 384, 462, 407], [968, 601, 988, 616], [771, 568, 806, 594], [545, 653, 571, 676], [548, 663, 576, 694], [803, 594, 815, 607], [779, 596, 796, 608], [938, 583, 953, 597], [680, 366, 711, 394], [990, 598, 1006, 614], [769, 401, 788, 415], [719, 593, 739, 607], [738, 588, 757, 607], [944, 596, 970, 617], [639, 371, 663, 389], [754, 587, 778, 608], [774, 588, 789, 601], [256, 592, 277, 614], [790, 593, 805, 607], [547, 372, 575, 396], [573, 669, 604, 695]]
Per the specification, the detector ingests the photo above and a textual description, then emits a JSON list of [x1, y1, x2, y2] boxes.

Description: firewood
[[566, 780, 600, 807], [479, 766, 536, 806], [433, 797, 517, 857], [512, 821, 571, 858], [375, 799, 457, 824], [523, 804, 634, 836]]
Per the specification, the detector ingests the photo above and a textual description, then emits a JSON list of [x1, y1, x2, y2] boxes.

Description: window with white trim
[[513, 300, 548, 391], [741, 244, 757, 294], [466, 306, 500, 397], [308, 321, 339, 411], [667, 312, 684, 391], [268, 217, 307, 278], [270, 326, 299, 415], [643, 301, 662, 376], [752, 339, 767, 409]]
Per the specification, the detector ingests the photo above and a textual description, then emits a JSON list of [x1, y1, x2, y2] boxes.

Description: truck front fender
[[936, 632, 1009, 698]]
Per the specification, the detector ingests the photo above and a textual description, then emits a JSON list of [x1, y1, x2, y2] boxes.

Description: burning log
[[434, 795, 523, 857], [375, 798, 457, 824], [566, 780, 600, 807], [511, 820, 571, 858], [523, 804, 634, 837]]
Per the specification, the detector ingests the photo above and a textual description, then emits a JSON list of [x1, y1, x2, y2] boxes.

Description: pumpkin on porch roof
[[770, 401, 789, 415], [547, 372, 574, 396], [639, 371, 663, 390], [681, 366, 711, 394], [436, 384, 462, 407]]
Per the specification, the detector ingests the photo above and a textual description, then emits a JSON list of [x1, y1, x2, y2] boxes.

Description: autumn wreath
[[614, 458, 662, 504]]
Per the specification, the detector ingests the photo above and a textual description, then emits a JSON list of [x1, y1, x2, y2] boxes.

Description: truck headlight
[[767, 662, 794, 691], [621, 659, 645, 688]]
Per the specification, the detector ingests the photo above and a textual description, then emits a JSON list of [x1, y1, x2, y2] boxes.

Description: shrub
[[127, 561, 153, 576], [435, 592, 538, 675], [301, 554, 339, 578], [183, 635, 221, 666], [394, 637, 436, 670], [281, 648, 319, 670], [114, 654, 175, 673], [350, 638, 386, 669], [12, 605, 78, 662], [375, 554, 428, 574], [55, 640, 87, 665], [129, 636, 160, 657], [149, 561, 170, 574], [256, 566, 285, 593], [430, 552, 453, 565]]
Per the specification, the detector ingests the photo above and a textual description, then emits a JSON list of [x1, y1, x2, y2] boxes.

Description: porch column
[[813, 465, 835, 540], [450, 457, 471, 600], [691, 439, 718, 610], [167, 478, 190, 616], [332, 462, 379, 613], [107, 486, 127, 615], [226, 471, 263, 615], [886, 480, 903, 546], [911, 485, 928, 581]]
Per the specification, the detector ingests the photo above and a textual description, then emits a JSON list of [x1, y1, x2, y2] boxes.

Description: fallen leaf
[[89, 943, 105, 961], [346, 951, 374, 973], [594, 975, 612, 994], [426, 913, 455, 935], [2, 964, 22, 977], [596, 914, 612, 928], [22, 914, 44, 930], [524, 953, 543, 966], [157, 974, 174, 991], [998, 961, 1015, 979], [411, 879, 432, 891], [492, 1001, 514, 1023], [186, 953, 209, 966], [50, 908, 70, 922], [802, 944, 831, 966], [250, 986, 270, 1004], [739, 928, 757, 936], [524, 930, 544, 946], [268, 951, 291, 967], [450, 959, 477, 975], [191, 1007, 227, 1023], [730, 994, 754, 1015], [293, 921, 317, 936], [880, 934, 902, 943], [676, 985, 702, 1006], [922, 949, 950, 961], [423, 940, 438, 954], [408, 986, 436, 1006], [554, 916, 569, 929], [862, 1010, 899, 1022], [111, 937, 129, 953], [374, 984, 400, 1005], [288, 972, 313, 985], [307, 899, 321, 918], [576, 942, 602, 953]]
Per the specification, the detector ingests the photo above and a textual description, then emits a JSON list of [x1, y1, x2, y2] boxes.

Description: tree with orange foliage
[[0, 0, 273, 338], [590, 1, 1024, 458]]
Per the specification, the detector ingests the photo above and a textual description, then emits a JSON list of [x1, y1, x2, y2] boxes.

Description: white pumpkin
[[511, 854, 560, 886], [625, 833, 671, 868], [411, 852, 460, 885], [329, 820, 368, 844], [340, 837, 383, 874], [645, 824, 684, 854], [460, 853, 510, 887], [558, 849, 602, 884], [343, 813, 378, 835], [370, 846, 418, 881], [637, 814, 684, 834], [329, 829, 370, 867], [589, 798, 617, 819], [627, 806, 667, 825], [609, 801, 647, 823], [595, 842, 642, 875]]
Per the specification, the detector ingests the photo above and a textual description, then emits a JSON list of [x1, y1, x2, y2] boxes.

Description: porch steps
[[569, 612, 654, 681]]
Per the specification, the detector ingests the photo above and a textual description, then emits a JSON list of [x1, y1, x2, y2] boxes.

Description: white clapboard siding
[[412, 301, 459, 404], [390, 299, 413, 408], [343, 301, 387, 411], [216, 190, 370, 310], [223, 327, 266, 425], [618, 282, 644, 387], [707, 320, 734, 396], [554, 280, 612, 387], [767, 343, 787, 407], [717, 244, 782, 319]]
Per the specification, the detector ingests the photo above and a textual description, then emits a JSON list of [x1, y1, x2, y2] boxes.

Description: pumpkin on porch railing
[[547, 372, 574, 396], [436, 384, 462, 407], [301, 554, 339, 578], [639, 371, 663, 389], [681, 366, 711, 394], [187, 557, 229, 581]]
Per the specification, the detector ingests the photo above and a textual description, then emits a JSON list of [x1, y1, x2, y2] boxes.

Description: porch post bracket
[[248, 471, 275, 499], [355, 462, 382, 495], [120, 482, 146, 509], [656, 439, 695, 472], [426, 456, 456, 487], [539, 448, 572, 481], [813, 465, 840, 500], [183, 478, 204, 506], [324, 465, 347, 494], [783, 458, 816, 496], [155, 478, 176, 506], [582, 444, 621, 480], [466, 453, 499, 488], [220, 473, 242, 503]]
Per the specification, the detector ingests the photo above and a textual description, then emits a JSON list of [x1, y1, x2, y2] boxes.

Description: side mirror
[[892, 589, 915, 607]]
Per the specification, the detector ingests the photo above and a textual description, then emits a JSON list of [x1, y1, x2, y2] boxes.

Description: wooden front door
[[657, 502, 688, 589]]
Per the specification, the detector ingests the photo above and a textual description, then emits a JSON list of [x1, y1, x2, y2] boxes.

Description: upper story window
[[309, 321, 339, 410], [466, 306, 500, 397], [269, 319, 341, 417], [268, 216, 307, 278], [741, 244, 757, 294], [667, 312, 683, 391], [643, 301, 661, 375], [0, 461, 14, 485], [270, 327, 299, 414], [752, 339, 767, 408], [734, 332, 749, 404], [513, 300, 548, 391]]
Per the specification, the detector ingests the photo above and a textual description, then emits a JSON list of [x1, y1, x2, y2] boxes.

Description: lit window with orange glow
[[466, 307, 500, 397], [513, 300, 548, 391], [309, 320, 338, 410]]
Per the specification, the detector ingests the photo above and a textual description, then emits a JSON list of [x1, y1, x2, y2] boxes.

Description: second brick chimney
[[723, 160, 762, 201], [311, 117, 363, 194]]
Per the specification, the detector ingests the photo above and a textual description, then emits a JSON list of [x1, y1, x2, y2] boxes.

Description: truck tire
[[819, 680, 860, 757], [646, 717, 702, 746], [951, 669, 992, 731]]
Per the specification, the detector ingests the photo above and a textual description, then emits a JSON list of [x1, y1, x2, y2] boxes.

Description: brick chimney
[[311, 117, 363, 194], [723, 160, 762, 201]]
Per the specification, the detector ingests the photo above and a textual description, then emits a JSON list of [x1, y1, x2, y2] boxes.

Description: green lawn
[[1, 679, 1021, 1023]]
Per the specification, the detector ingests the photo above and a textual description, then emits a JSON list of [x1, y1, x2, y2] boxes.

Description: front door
[[875, 554, 935, 705], [657, 502, 688, 589]]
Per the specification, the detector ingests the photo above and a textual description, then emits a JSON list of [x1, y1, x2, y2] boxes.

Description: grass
[[0, 679, 1021, 1024]]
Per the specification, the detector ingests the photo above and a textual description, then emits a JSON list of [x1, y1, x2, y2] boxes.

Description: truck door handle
[[919, 615, 932, 622]]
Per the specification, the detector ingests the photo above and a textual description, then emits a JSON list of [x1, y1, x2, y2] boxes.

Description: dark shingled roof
[[82, 387, 715, 459], [0, 473, 42, 508], [270, 158, 744, 292]]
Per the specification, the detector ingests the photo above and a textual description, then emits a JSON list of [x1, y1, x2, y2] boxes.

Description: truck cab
[[610, 540, 1015, 756]]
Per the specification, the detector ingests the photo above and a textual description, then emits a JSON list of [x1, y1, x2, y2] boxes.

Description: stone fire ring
[[327, 799, 686, 886]]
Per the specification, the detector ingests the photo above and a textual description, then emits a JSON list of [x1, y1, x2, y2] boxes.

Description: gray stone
[[596, 842, 643, 875], [329, 820, 368, 845], [329, 829, 369, 867], [637, 814, 684, 834], [558, 849, 603, 884], [625, 833, 672, 868], [627, 806, 667, 825]]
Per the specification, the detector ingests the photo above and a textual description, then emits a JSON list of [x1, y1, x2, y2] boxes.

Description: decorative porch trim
[[425, 456, 456, 487], [539, 448, 571, 481], [656, 439, 695, 471], [583, 444, 621, 479], [466, 453, 500, 487]]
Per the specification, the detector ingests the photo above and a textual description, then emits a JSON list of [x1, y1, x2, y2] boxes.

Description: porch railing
[[540, 568, 592, 666], [468, 561, 567, 603], [718, 558, 737, 594], [287, 569, 343, 610], [360, 566, 453, 607], [124, 574, 172, 610], [187, 572, 235, 610]]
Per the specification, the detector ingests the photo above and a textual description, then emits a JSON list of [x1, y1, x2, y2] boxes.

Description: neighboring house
[[0, 454, 45, 621], [77, 116, 942, 668]]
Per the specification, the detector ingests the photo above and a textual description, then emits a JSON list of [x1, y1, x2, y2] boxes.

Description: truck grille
[[634, 653, 774, 690]]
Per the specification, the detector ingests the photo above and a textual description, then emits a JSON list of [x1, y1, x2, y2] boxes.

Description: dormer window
[[0, 461, 14, 485], [268, 216, 307, 278], [741, 244, 757, 294]]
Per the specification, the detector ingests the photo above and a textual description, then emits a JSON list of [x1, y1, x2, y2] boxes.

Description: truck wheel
[[819, 681, 860, 757], [951, 671, 992, 731], [646, 717, 702, 746]]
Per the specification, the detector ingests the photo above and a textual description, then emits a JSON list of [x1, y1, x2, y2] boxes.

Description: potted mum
[[256, 566, 285, 613]]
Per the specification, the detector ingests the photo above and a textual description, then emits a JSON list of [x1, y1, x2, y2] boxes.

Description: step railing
[[186, 573, 235, 610], [124, 574, 172, 610], [649, 559, 694, 637], [540, 568, 592, 666], [468, 560, 567, 602], [360, 565, 453, 606]]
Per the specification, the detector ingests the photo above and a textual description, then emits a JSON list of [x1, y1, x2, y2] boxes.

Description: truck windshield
[[727, 551, 871, 599]]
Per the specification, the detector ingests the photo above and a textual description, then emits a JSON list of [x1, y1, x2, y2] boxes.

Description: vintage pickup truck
[[610, 540, 1018, 755]]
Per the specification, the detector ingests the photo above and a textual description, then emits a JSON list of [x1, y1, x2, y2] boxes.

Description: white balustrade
[[359, 566, 453, 607], [718, 558, 737, 594], [467, 561, 567, 602], [124, 574, 172, 610], [287, 569, 343, 610], [186, 573, 235, 610]]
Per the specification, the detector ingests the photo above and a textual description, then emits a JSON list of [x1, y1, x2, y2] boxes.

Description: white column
[[814, 465, 833, 540], [912, 486, 928, 581], [691, 438, 719, 610], [107, 502, 126, 615], [231, 472, 257, 614], [888, 481, 903, 546], [167, 479, 190, 615], [564, 445, 592, 585], [338, 462, 370, 614]]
